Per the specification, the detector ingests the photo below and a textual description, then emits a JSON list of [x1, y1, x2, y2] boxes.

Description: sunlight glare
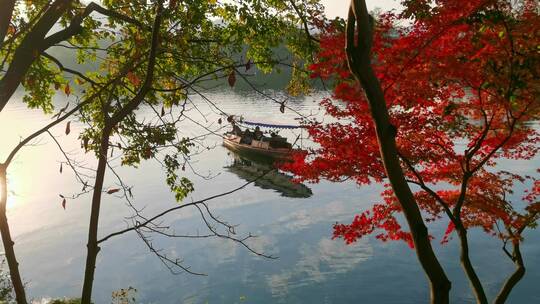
[[6, 186, 17, 210], [4, 171, 24, 211]]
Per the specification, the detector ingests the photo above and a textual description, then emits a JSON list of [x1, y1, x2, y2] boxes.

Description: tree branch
[[345, 1, 451, 302], [97, 169, 272, 244], [288, 0, 320, 62], [0, 0, 73, 112], [42, 52, 97, 85], [41, 2, 147, 49], [109, 2, 163, 126], [2, 60, 135, 167], [0, 0, 17, 48]]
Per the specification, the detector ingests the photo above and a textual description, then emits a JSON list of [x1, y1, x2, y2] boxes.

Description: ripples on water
[[0, 90, 539, 303]]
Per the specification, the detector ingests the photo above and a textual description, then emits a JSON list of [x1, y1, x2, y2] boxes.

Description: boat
[[223, 133, 294, 161], [222, 117, 305, 161]]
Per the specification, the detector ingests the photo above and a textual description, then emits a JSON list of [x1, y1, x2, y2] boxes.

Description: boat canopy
[[242, 120, 302, 129]]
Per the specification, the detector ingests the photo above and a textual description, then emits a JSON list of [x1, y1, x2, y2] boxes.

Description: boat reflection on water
[[224, 151, 313, 198]]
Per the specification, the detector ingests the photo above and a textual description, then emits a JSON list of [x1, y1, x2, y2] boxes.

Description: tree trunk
[[346, 1, 451, 302], [0, 165, 27, 304], [494, 242, 525, 304], [352, 58, 451, 303], [456, 225, 487, 304], [80, 129, 111, 304], [0, 0, 72, 112], [80, 5, 161, 301]]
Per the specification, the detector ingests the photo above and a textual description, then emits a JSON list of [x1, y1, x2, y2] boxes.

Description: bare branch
[[46, 130, 88, 185], [98, 169, 273, 244], [135, 229, 206, 276]]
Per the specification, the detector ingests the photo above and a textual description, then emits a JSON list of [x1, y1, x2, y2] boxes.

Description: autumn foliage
[[285, 0, 540, 248]]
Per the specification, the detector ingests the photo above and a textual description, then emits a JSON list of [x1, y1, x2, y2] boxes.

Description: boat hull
[[223, 134, 293, 161]]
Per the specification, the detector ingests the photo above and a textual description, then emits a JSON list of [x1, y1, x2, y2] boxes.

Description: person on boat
[[241, 129, 253, 144], [267, 131, 290, 148], [254, 126, 263, 140], [231, 121, 242, 136]]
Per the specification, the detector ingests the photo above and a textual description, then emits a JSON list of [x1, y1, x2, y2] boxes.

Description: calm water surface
[[0, 90, 539, 303]]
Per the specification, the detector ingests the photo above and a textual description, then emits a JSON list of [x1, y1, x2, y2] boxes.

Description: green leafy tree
[[2, 1, 324, 303]]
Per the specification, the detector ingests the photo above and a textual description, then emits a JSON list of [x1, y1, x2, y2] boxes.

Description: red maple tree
[[285, 0, 540, 302]]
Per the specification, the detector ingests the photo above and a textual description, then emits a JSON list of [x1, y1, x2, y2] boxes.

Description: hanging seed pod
[[143, 146, 152, 158], [64, 84, 71, 96], [83, 137, 89, 152], [228, 70, 236, 87], [107, 188, 120, 194]]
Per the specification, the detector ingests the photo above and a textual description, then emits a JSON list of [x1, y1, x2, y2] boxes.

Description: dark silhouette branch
[[0, 165, 27, 304], [0, 0, 149, 112], [135, 229, 206, 276], [46, 130, 88, 185], [399, 153, 455, 222], [98, 169, 272, 244], [0, 0, 16, 48], [0, 0, 72, 112], [42, 52, 98, 86], [81, 4, 163, 302], [494, 240, 525, 304], [42, 2, 146, 49], [494, 211, 539, 303], [289, 0, 320, 43], [3, 67, 133, 167], [345, 1, 451, 303]]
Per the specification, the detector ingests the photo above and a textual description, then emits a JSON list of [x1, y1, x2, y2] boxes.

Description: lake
[[0, 89, 539, 303]]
